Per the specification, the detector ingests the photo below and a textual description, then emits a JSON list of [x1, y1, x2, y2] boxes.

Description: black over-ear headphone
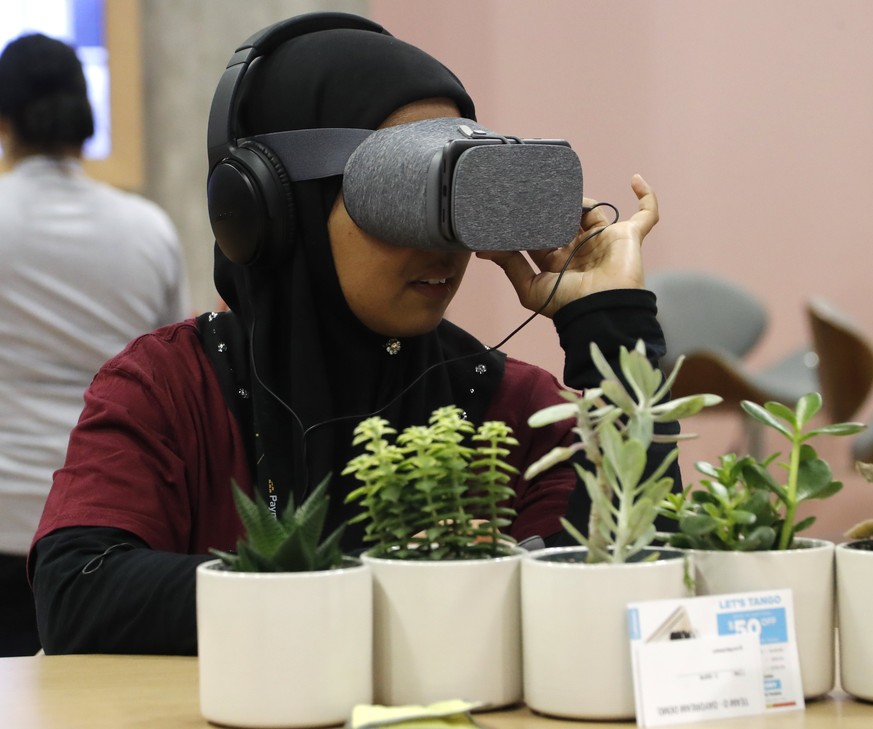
[[206, 12, 389, 265]]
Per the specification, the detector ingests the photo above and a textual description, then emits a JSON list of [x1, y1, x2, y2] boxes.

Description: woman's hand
[[476, 174, 658, 318]]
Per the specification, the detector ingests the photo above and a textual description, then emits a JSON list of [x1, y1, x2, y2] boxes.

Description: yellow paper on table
[[349, 699, 485, 729]]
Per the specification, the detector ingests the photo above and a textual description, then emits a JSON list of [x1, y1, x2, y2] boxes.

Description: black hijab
[[198, 23, 506, 548]]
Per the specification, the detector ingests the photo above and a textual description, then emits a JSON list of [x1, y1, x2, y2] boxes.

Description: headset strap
[[246, 128, 373, 180]]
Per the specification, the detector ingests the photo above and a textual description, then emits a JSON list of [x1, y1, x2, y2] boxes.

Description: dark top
[[30, 289, 678, 655]]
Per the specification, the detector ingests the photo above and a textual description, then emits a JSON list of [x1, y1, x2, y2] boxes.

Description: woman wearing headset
[[30, 12, 672, 655]]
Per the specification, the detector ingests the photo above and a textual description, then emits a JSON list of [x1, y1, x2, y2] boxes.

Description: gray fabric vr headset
[[344, 118, 583, 252], [211, 116, 583, 259]]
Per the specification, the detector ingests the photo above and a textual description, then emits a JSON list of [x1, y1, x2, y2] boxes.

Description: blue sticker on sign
[[717, 608, 788, 644], [628, 607, 641, 641]]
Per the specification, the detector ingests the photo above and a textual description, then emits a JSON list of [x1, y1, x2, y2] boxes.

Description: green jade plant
[[659, 392, 866, 551], [343, 405, 519, 560], [211, 474, 346, 572], [524, 340, 722, 564]]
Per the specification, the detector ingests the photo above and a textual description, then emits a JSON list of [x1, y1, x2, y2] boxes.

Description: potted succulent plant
[[343, 405, 522, 708], [835, 460, 873, 701], [520, 340, 721, 720], [658, 393, 865, 699], [197, 475, 372, 729]]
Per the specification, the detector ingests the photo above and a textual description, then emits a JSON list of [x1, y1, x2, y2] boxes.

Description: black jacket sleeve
[[553, 288, 667, 389], [31, 526, 211, 655]]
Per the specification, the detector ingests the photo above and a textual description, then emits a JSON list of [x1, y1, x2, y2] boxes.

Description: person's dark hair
[[0, 33, 94, 151]]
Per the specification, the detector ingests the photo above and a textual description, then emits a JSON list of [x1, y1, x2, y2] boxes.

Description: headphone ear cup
[[207, 140, 296, 265], [247, 140, 296, 262]]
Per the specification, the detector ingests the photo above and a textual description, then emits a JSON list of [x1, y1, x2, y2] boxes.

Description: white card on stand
[[628, 589, 804, 727]]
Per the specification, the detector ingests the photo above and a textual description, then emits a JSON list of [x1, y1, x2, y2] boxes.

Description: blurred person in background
[[0, 33, 189, 656]]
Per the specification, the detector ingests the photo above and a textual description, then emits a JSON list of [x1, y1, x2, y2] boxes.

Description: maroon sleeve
[[29, 323, 253, 655], [483, 357, 576, 543], [32, 321, 252, 556]]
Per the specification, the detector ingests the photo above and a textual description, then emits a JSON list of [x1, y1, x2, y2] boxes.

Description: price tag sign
[[627, 589, 804, 727]]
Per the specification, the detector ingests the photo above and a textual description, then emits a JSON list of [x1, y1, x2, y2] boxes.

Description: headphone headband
[[206, 12, 390, 265], [207, 12, 388, 169]]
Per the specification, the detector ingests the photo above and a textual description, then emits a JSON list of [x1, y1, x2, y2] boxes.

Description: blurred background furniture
[[648, 269, 818, 456], [852, 424, 873, 463], [647, 269, 767, 373], [804, 297, 873, 464], [807, 297, 873, 425]]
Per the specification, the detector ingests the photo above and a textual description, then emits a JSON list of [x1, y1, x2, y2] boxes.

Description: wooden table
[[0, 653, 871, 728]]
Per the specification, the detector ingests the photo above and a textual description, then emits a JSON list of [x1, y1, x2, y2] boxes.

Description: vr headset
[[206, 15, 584, 264], [344, 118, 583, 253], [210, 118, 583, 261]]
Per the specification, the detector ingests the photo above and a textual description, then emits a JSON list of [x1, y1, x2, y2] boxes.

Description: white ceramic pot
[[521, 546, 689, 720], [196, 558, 372, 728], [836, 540, 873, 701], [691, 538, 835, 699], [362, 550, 522, 708]]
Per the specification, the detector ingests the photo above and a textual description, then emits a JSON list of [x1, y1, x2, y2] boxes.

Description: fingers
[[526, 245, 570, 273], [582, 175, 659, 243], [580, 197, 612, 230], [475, 174, 659, 311], [630, 173, 659, 237]]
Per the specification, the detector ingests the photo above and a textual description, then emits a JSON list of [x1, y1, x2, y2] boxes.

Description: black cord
[[251, 201, 621, 441], [490, 201, 619, 350]]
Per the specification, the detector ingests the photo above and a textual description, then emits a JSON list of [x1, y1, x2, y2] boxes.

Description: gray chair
[[647, 269, 818, 456], [647, 269, 767, 372]]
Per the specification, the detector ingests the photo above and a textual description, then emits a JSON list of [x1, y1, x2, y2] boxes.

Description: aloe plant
[[211, 474, 345, 572], [659, 393, 866, 551], [524, 340, 721, 564], [343, 405, 519, 560]]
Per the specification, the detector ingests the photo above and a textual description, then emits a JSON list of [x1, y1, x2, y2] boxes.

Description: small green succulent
[[659, 393, 866, 551], [211, 473, 345, 572], [343, 405, 519, 560]]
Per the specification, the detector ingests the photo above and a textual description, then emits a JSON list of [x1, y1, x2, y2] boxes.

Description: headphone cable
[[249, 201, 619, 452]]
